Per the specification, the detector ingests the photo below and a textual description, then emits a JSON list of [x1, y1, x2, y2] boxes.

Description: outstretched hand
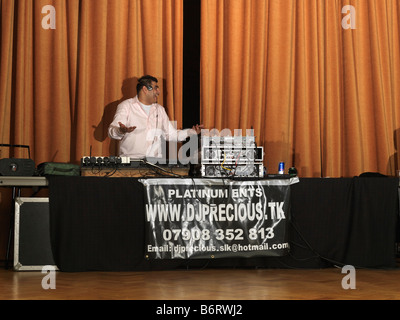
[[118, 122, 136, 134], [191, 124, 205, 135]]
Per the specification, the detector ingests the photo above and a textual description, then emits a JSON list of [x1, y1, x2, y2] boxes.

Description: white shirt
[[108, 96, 193, 159], [139, 101, 151, 115]]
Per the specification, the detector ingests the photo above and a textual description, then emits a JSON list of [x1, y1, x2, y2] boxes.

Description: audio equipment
[[201, 163, 264, 178], [202, 146, 264, 164], [0, 158, 36, 176], [80, 156, 189, 177], [0, 144, 35, 176], [81, 156, 131, 167], [200, 135, 264, 178]]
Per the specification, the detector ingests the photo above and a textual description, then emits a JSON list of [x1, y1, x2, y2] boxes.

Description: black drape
[[289, 177, 399, 268], [48, 177, 146, 271], [48, 176, 399, 272]]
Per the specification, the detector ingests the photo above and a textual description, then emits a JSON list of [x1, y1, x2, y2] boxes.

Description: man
[[108, 75, 203, 160]]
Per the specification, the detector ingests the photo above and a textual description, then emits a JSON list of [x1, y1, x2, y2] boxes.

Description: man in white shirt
[[108, 75, 203, 161]]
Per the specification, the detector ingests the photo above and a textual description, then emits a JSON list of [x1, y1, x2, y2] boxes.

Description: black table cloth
[[48, 176, 399, 271]]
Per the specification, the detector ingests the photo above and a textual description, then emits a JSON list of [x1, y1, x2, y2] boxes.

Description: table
[[46, 176, 399, 271], [0, 176, 48, 187], [80, 166, 190, 177]]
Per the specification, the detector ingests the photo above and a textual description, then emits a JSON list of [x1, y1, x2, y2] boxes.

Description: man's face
[[145, 81, 160, 104]]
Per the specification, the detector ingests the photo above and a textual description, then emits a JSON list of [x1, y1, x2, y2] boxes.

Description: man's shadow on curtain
[[387, 128, 400, 176], [93, 77, 139, 156]]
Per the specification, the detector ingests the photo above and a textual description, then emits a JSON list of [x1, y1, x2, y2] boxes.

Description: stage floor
[[1, 263, 400, 300]]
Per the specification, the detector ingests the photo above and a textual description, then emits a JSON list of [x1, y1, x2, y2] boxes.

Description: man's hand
[[191, 124, 205, 135], [118, 122, 136, 134]]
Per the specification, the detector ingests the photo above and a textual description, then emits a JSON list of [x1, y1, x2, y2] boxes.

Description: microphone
[[156, 110, 159, 129]]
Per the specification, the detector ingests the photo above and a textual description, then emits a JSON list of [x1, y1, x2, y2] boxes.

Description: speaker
[[0, 158, 35, 176], [13, 197, 57, 271]]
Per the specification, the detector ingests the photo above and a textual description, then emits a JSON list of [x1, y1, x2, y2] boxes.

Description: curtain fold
[[200, 0, 400, 177], [0, 0, 15, 155], [1, 0, 400, 177], [0, 0, 184, 164]]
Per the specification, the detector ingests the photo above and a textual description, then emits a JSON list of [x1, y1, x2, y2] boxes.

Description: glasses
[[147, 84, 160, 91]]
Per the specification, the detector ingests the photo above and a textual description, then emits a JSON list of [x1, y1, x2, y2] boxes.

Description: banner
[[140, 178, 299, 259]]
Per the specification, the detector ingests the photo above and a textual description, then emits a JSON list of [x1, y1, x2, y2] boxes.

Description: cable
[[143, 160, 187, 178], [220, 153, 232, 172], [289, 216, 399, 270]]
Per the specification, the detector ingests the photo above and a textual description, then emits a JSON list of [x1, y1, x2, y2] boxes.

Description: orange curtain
[[0, 0, 184, 164], [201, 0, 400, 177]]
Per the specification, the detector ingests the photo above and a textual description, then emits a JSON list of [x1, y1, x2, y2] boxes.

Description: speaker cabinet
[[0, 158, 36, 176], [13, 197, 57, 271]]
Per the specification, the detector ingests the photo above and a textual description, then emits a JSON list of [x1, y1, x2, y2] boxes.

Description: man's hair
[[137, 75, 158, 94]]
